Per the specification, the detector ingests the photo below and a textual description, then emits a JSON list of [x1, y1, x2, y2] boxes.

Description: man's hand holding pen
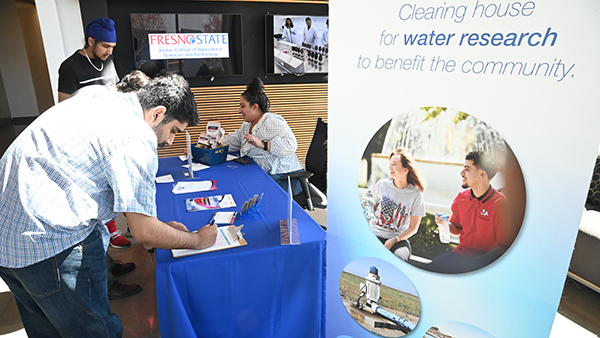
[[198, 219, 218, 249], [146, 220, 218, 262]]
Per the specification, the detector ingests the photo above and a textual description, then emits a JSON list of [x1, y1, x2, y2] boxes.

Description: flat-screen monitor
[[265, 14, 329, 75], [131, 13, 243, 78]]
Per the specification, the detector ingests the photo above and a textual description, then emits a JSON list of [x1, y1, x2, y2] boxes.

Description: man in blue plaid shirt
[[0, 73, 217, 337]]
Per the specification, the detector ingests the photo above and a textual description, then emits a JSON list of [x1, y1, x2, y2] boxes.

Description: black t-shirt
[[58, 51, 119, 95]]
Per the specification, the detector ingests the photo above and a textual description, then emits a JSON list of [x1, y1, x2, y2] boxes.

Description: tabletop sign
[[281, 177, 300, 245], [182, 131, 195, 179], [280, 219, 300, 245]]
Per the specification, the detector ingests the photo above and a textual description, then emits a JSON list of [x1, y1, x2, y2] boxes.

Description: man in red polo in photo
[[414, 151, 513, 273]]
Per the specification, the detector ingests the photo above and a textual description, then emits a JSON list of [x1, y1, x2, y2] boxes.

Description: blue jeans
[[0, 229, 122, 338], [270, 169, 304, 196]]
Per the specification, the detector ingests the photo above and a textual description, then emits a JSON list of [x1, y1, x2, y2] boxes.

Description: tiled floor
[[0, 214, 160, 338], [556, 277, 600, 335], [107, 215, 161, 338]]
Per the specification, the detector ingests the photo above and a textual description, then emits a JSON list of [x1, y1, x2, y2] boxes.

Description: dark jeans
[[270, 169, 304, 196], [410, 250, 499, 274], [0, 229, 123, 337]]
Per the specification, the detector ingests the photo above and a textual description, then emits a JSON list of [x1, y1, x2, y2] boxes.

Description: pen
[[148, 248, 155, 262]]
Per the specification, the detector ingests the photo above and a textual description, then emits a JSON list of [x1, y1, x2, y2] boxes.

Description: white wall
[[35, 0, 83, 104], [0, 0, 39, 118]]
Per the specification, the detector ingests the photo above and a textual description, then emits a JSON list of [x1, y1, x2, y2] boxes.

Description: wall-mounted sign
[[148, 33, 229, 59]]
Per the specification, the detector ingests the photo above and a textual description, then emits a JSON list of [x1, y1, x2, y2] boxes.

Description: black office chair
[[281, 117, 327, 211]]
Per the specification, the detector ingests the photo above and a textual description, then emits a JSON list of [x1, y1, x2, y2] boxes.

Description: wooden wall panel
[[157, 83, 328, 166]]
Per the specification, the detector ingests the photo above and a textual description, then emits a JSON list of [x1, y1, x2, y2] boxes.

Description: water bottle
[[436, 213, 451, 244], [362, 190, 375, 220]]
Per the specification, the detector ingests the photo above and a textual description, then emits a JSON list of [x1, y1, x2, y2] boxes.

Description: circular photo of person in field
[[339, 257, 420, 337], [358, 107, 526, 274]]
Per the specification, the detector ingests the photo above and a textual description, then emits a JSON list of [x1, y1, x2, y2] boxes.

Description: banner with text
[[328, 0, 600, 337]]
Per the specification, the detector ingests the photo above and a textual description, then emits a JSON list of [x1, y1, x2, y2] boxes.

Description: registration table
[[154, 157, 326, 338]]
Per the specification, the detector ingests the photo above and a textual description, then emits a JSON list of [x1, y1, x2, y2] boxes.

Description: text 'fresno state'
[[149, 33, 228, 46]]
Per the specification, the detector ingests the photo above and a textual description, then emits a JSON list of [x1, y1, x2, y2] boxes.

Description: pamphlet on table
[[185, 194, 236, 212]]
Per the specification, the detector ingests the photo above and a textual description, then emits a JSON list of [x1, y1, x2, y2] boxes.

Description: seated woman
[[369, 147, 426, 261], [223, 77, 304, 194]]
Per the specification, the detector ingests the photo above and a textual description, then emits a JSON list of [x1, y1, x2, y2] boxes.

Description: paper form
[[172, 225, 246, 257]]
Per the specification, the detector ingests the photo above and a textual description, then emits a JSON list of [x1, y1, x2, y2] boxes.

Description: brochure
[[185, 194, 236, 212]]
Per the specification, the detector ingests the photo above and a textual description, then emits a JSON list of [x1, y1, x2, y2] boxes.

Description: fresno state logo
[[149, 33, 228, 46]]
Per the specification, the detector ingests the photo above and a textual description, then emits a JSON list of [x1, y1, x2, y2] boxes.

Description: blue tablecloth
[[154, 157, 326, 338]]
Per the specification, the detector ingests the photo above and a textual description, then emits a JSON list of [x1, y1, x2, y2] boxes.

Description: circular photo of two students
[[359, 106, 526, 274]]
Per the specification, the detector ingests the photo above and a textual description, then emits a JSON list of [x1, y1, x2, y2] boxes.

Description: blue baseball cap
[[86, 17, 116, 43]]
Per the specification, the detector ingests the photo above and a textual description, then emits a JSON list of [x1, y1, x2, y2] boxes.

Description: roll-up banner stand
[[328, 1, 600, 337]]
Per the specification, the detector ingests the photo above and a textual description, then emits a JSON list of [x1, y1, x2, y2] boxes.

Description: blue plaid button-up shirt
[[0, 90, 158, 268]]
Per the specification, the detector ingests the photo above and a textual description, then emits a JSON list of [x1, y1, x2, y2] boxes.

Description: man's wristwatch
[[263, 141, 268, 150]]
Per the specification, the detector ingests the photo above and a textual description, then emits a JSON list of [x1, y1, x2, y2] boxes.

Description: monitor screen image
[[131, 13, 243, 78], [265, 14, 329, 75]]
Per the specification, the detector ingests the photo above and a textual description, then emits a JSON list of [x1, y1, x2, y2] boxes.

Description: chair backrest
[[588, 155, 600, 208], [305, 117, 327, 194]]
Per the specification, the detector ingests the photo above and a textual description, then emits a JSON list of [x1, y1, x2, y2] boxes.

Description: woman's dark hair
[[136, 72, 199, 126], [241, 77, 270, 114], [390, 147, 426, 192], [116, 70, 151, 93], [285, 18, 294, 28]]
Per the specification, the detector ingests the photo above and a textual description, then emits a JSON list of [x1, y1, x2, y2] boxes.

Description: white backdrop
[[327, 1, 600, 337]]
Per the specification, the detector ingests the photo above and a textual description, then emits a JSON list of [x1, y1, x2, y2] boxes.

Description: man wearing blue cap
[[58, 17, 119, 102], [58, 17, 141, 300]]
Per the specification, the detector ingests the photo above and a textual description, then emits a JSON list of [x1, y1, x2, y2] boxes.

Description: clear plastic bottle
[[436, 213, 451, 244], [362, 190, 375, 220]]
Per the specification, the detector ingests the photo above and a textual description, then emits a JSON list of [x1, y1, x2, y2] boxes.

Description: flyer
[[185, 194, 236, 212]]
